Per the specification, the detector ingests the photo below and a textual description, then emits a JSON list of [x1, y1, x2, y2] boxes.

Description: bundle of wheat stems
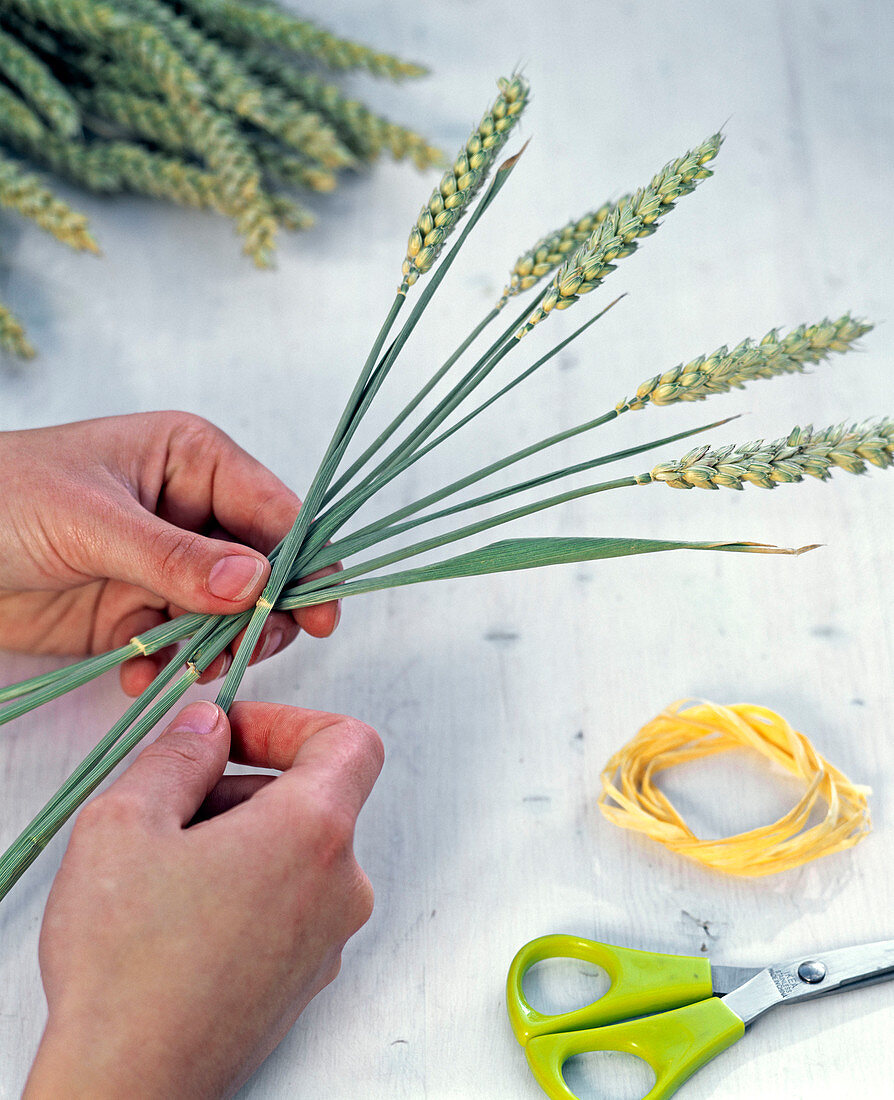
[[0, 73, 890, 902], [0, 0, 441, 356]]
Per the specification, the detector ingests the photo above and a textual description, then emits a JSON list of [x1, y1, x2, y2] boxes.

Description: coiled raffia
[[598, 700, 870, 876]]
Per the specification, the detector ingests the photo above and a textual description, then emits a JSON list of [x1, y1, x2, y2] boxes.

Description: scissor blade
[[722, 940, 894, 1026], [711, 964, 763, 995]]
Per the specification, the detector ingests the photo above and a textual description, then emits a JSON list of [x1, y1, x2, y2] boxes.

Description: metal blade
[[711, 964, 763, 995], [722, 940, 894, 1027]]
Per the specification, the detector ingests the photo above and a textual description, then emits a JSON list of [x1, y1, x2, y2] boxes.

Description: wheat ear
[[649, 420, 894, 490], [0, 301, 36, 359], [519, 133, 723, 334], [0, 151, 99, 252], [241, 53, 443, 169], [401, 74, 529, 291], [5, 0, 206, 102], [497, 199, 622, 309], [177, 0, 428, 80], [618, 314, 873, 411], [0, 24, 80, 136]]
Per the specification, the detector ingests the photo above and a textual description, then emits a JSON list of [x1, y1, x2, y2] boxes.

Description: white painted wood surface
[[2, 1, 893, 1096]]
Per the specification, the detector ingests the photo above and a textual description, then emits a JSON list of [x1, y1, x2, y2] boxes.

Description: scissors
[[507, 934, 894, 1099]]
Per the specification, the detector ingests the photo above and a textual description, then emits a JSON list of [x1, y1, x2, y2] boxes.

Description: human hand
[[24, 699, 383, 1099], [0, 413, 340, 694]]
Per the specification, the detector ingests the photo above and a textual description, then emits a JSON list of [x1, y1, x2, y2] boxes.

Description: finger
[[291, 563, 343, 638], [89, 496, 272, 616], [225, 614, 298, 671], [251, 712, 384, 834], [120, 645, 177, 697], [108, 606, 171, 697], [228, 702, 383, 811], [161, 415, 303, 555], [190, 773, 274, 823], [228, 702, 357, 771], [195, 648, 232, 686], [106, 701, 231, 829]]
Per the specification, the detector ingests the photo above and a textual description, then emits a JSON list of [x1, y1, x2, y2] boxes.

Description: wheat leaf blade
[[278, 536, 811, 610]]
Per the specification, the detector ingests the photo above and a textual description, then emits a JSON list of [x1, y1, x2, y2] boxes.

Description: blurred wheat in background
[[0, 0, 443, 357]]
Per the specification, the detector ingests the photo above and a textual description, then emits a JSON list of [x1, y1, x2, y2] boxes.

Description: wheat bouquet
[[0, 0, 441, 357], [1, 73, 890, 903]]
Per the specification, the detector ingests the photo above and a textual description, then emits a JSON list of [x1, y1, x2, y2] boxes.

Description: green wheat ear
[[497, 199, 621, 309], [619, 315, 873, 411], [401, 74, 529, 291], [518, 132, 723, 335], [0, 24, 81, 136], [0, 301, 36, 359], [650, 420, 894, 490], [176, 0, 429, 80], [0, 151, 99, 253]]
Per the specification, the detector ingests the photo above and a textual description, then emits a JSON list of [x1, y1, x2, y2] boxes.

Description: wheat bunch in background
[[0, 0, 442, 357]]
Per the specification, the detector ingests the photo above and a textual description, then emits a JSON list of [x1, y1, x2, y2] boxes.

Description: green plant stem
[[305, 312, 532, 563], [282, 475, 641, 601], [0, 613, 204, 709], [293, 402, 622, 581], [0, 611, 248, 901], [299, 418, 737, 574], [322, 306, 500, 503], [411, 296, 624, 463], [215, 152, 523, 710]]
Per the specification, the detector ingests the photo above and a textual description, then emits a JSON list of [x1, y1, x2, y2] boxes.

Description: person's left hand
[[0, 412, 339, 695], [24, 700, 383, 1098]]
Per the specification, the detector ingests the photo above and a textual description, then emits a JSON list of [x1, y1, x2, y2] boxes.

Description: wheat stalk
[[518, 132, 723, 334], [618, 314, 873, 411], [649, 420, 894, 490], [401, 74, 529, 290]]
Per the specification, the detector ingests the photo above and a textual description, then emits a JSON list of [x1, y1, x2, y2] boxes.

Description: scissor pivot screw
[[797, 960, 827, 984]]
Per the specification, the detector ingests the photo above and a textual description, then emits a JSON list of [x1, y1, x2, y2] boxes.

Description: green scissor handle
[[523, 998, 744, 1100], [507, 935, 714, 1045]]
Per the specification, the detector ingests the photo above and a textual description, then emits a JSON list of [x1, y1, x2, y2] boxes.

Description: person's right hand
[[24, 700, 383, 1099]]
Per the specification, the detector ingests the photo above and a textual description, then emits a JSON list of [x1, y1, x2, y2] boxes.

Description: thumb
[[108, 701, 231, 829], [88, 500, 271, 613]]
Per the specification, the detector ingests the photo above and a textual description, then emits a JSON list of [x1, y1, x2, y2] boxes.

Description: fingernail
[[209, 555, 265, 601], [257, 628, 283, 663], [172, 701, 220, 735]]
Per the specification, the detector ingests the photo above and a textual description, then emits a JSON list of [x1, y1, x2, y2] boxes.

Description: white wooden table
[[2, 2, 893, 1097]]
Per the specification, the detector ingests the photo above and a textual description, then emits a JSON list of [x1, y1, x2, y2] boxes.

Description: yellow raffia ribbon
[[598, 700, 871, 877]]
